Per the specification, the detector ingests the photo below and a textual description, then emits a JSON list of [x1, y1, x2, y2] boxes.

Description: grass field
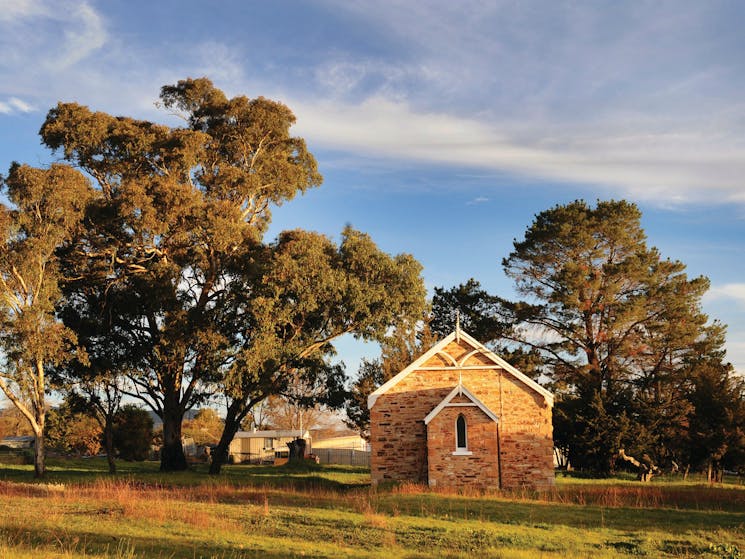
[[0, 459, 743, 558]]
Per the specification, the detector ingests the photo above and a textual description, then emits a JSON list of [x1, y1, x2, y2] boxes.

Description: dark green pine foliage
[[113, 405, 154, 461], [501, 200, 715, 474]]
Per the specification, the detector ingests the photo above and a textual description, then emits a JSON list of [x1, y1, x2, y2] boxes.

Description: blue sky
[[0, 0, 743, 376]]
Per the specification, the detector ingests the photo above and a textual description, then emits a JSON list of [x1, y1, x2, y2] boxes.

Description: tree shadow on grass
[[0, 459, 371, 492], [374, 493, 745, 534], [1, 524, 333, 559]]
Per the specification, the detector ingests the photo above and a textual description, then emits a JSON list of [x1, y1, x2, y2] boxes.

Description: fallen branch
[[618, 449, 660, 482]]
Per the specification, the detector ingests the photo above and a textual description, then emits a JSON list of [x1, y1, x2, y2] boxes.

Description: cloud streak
[[56, 2, 107, 68], [0, 0, 48, 22], [726, 339, 745, 375], [0, 97, 35, 114], [290, 96, 745, 205], [297, 1, 745, 205], [0, 1, 107, 74], [705, 284, 745, 308], [467, 196, 489, 206], [703, 284, 745, 373]]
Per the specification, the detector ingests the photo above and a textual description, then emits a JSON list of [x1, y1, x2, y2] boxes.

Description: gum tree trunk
[[209, 416, 241, 475], [33, 427, 45, 478], [103, 416, 116, 474], [160, 393, 187, 471]]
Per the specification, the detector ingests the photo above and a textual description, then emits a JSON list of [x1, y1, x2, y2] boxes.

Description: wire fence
[[229, 451, 282, 464], [313, 448, 371, 467]]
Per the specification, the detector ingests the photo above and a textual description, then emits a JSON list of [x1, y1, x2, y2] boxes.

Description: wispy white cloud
[[303, 1, 745, 206], [705, 284, 745, 307], [1, 0, 744, 209], [0, 0, 48, 22], [290, 96, 745, 205], [0, 0, 109, 103], [467, 196, 489, 205], [56, 2, 106, 68], [701, 285, 745, 374], [8, 97, 34, 113], [722, 336, 745, 376], [0, 97, 35, 114], [188, 41, 246, 86]]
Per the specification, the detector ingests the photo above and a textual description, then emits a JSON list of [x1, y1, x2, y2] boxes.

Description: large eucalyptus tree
[[40, 78, 322, 470], [209, 227, 426, 474]]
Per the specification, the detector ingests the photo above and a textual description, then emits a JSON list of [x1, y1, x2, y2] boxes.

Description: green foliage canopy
[[0, 163, 93, 476], [209, 227, 426, 473], [39, 78, 322, 471]]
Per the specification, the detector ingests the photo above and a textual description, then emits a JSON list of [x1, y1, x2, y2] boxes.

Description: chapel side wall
[[370, 386, 449, 483], [370, 339, 554, 488], [494, 374, 554, 488]]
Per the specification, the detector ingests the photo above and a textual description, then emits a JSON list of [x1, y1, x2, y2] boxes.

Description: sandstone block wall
[[370, 338, 554, 489], [426, 403, 499, 489]]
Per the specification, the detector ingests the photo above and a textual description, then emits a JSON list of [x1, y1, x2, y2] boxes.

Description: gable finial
[[455, 310, 461, 342]]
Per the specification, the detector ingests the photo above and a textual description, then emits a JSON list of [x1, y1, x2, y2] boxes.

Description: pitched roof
[[368, 329, 554, 409], [423, 384, 499, 425]]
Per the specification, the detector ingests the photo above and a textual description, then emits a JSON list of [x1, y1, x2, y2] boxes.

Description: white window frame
[[453, 413, 472, 456]]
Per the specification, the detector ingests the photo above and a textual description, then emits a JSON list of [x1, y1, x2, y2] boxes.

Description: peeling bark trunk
[[33, 428, 45, 478], [618, 448, 659, 482]]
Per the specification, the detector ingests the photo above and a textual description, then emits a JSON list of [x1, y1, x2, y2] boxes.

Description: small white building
[[229, 430, 311, 464], [311, 434, 370, 466], [312, 434, 368, 451], [0, 436, 35, 449]]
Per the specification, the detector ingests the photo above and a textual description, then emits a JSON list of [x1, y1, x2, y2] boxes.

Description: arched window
[[456, 414, 467, 450]]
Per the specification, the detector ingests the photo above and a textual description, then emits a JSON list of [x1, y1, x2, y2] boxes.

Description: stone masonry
[[369, 331, 554, 490], [426, 397, 500, 489]]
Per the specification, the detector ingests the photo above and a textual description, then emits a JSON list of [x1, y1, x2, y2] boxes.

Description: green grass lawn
[[0, 459, 743, 558]]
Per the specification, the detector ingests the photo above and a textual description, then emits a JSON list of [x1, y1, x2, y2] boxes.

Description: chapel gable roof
[[368, 329, 554, 409]]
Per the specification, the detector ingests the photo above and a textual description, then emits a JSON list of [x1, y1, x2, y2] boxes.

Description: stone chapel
[[368, 328, 554, 489]]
